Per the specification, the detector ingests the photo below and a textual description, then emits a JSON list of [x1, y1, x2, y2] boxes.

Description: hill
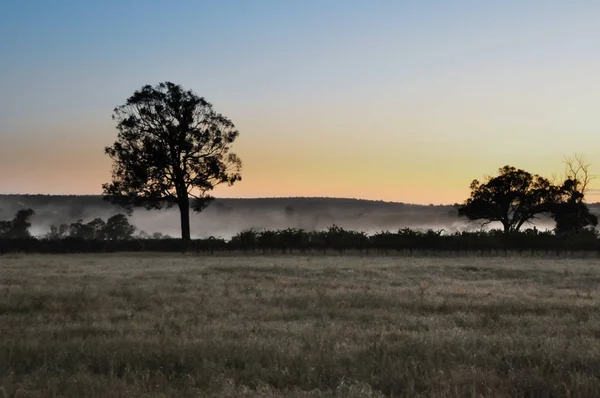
[[1, 194, 596, 239]]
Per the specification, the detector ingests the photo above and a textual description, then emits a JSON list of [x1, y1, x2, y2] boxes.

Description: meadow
[[1, 254, 600, 397]]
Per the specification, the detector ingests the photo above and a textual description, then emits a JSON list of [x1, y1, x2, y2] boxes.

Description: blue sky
[[1, 1, 600, 203]]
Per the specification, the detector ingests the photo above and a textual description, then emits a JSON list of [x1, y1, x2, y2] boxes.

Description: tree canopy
[[104, 214, 136, 241], [0, 209, 35, 239], [457, 166, 558, 234], [102, 82, 242, 240]]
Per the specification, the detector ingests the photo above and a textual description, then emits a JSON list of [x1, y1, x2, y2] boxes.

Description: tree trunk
[[179, 195, 191, 241], [502, 221, 510, 234]]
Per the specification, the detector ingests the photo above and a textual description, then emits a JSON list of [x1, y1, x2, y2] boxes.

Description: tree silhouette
[[69, 218, 106, 240], [102, 82, 242, 240], [551, 196, 598, 235], [458, 166, 558, 234], [103, 214, 136, 240], [45, 223, 69, 240], [152, 232, 173, 239], [0, 209, 35, 239], [0, 220, 11, 237], [551, 178, 598, 235], [88, 218, 107, 240], [546, 156, 598, 235], [563, 154, 594, 196]]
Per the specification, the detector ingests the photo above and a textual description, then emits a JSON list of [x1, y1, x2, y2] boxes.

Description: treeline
[[44, 216, 172, 241], [226, 226, 600, 254], [3, 225, 600, 256], [0, 209, 171, 242]]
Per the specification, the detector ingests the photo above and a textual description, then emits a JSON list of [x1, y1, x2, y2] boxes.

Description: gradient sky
[[1, 0, 600, 204]]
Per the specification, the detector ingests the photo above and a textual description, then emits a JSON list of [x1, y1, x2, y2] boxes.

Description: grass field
[[1, 254, 600, 397]]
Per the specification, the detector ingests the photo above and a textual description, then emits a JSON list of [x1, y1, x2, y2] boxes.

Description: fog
[[0, 195, 562, 239]]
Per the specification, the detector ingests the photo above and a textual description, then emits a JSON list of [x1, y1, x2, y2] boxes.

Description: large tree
[[458, 166, 558, 234], [103, 82, 242, 240]]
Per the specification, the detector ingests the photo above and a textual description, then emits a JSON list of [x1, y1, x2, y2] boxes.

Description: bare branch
[[564, 154, 594, 199]]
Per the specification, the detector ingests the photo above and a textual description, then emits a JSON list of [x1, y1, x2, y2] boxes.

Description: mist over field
[[0, 195, 572, 239]]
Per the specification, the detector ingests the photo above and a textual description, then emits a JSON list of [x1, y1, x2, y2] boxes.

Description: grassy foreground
[[1, 254, 600, 397]]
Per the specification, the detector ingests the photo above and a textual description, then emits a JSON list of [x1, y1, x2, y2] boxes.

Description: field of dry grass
[[1, 253, 600, 397]]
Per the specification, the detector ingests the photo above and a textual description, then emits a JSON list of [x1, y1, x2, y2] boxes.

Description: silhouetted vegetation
[[0, 209, 35, 239], [3, 154, 600, 256], [3, 224, 600, 255], [102, 81, 242, 241], [458, 161, 598, 237], [549, 155, 599, 235], [41, 214, 137, 242], [551, 179, 599, 235], [458, 166, 560, 234]]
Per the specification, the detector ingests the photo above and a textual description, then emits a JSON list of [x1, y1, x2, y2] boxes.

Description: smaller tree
[[151, 232, 173, 239], [458, 166, 558, 234], [0, 220, 11, 237], [45, 224, 69, 240], [136, 230, 151, 240], [551, 198, 598, 235], [550, 156, 598, 234], [69, 219, 93, 239], [103, 214, 136, 240], [564, 154, 594, 195], [1, 209, 36, 239], [68, 218, 109, 240], [87, 218, 107, 240]]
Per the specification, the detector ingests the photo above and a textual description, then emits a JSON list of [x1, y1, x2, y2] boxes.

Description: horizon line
[[0, 193, 456, 206], [3, 193, 599, 207]]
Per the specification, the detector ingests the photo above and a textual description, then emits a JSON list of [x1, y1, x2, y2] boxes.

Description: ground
[[1, 253, 600, 397]]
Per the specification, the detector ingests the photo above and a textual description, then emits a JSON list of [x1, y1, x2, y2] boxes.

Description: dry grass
[[1, 254, 600, 397]]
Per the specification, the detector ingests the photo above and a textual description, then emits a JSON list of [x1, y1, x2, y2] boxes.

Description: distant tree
[[551, 194, 598, 235], [0, 209, 35, 239], [550, 156, 598, 234], [551, 155, 594, 196], [13, 209, 36, 238], [65, 218, 107, 240], [134, 230, 173, 240], [88, 218, 107, 240], [458, 166, 558, 234], [68, 220, 83, 239], [103, 214, 136, 240], [102, 82, 242, 241], [151, 232, 173, 239], [0, 220, 11, 237], [136, 230, 151, 240], [45, 223, 69, 240]]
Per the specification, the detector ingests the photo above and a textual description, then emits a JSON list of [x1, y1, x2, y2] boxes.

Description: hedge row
[[2, 226, 600, 255]]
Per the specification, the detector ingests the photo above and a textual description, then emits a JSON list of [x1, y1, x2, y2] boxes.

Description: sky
[[1, 0, 600, 205]]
